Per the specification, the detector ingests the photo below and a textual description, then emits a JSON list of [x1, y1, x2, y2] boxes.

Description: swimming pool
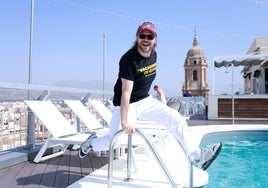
[[200, 130, 268, 188]]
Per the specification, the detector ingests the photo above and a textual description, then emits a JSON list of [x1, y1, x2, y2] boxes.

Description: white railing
[[168, 97, 207, 117]]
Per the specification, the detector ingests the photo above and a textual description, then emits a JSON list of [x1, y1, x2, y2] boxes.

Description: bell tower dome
[[182, 31, 209, 98]]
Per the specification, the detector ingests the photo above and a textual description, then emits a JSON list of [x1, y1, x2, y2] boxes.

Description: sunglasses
[[138, 34, 155, 40]]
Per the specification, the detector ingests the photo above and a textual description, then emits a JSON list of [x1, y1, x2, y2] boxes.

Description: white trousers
[[91, 95, 201, 159]]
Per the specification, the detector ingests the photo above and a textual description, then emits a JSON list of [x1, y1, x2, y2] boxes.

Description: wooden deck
[[0, 149, 108, 188]]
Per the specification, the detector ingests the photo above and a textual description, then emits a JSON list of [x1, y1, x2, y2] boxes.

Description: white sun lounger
[[64, 100, 109, 135], [24, 100, 95, 163], [88, 99, 165, 129], [64, 100, 152, 159], [88, 99, 112, 125], [67, 132, 209, 188], [88, 99, 170, 146]]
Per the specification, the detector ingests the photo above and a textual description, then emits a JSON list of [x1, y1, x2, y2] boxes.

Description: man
[[154, 85, 167, 104], [79, 21, 222, 170], [183, 90, 192, 97]]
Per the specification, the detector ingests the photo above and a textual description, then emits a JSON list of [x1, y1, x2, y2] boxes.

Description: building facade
[[182, 34, 209, 98], [242, 37, 268, 94]]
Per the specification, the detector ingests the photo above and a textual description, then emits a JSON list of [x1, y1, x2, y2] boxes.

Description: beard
[[137, 42, 155, 55]]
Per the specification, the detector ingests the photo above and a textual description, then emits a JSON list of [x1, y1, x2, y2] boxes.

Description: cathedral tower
[[182, 32, 209, 98]]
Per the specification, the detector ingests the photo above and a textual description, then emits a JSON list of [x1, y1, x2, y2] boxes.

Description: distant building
[[182, 33, 209, 98], [210, 37, 268, 120], [242, 37, 268, 94]]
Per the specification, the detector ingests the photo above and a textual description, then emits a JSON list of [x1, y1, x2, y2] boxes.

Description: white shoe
[[79, 134, 97, 158], [199, 142, 222, 170]]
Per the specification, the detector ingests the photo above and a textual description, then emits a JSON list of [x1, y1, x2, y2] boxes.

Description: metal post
[[231, 63, 234, 125], [102, 33, 106, 126], [126, 134, 134, 181], [102, 34, 106, 97], [226, 63, 235, 125], [27, 0, 35, 149], [28, 0, 34, 98], [212, 57, 215, 95]]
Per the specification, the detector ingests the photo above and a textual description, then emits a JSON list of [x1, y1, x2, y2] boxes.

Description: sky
[[0, 0, 268, 97]]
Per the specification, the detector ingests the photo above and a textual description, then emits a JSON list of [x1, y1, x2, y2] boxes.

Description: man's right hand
[[122, 121, 135, 134]]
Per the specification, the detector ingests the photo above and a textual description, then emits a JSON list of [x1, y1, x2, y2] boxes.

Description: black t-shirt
[[113, 48, 157, 106]]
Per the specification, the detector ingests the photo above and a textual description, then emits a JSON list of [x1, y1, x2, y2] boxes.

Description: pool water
[[200, 131, 268, 188]]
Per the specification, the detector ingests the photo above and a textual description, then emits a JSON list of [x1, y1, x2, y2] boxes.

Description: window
[[193, 70, 198, 81], [254, 70, 260, 78]]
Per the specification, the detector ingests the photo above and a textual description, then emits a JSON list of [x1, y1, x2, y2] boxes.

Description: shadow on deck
[[0, 149, 108, 188]]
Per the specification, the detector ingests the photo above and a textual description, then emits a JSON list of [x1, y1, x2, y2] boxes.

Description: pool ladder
[[107, 128, 194, 188]]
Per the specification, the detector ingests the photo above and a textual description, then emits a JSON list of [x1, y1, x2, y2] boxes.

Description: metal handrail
[[107, 128, 194, 188]]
